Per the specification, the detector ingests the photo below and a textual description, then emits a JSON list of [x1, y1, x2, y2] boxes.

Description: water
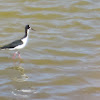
[[0, 0, 100, 100]]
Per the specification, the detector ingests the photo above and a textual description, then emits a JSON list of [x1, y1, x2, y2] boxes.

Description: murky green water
[[0, 0, 100, 100]]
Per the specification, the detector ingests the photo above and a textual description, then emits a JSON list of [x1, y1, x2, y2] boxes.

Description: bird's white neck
[[27, 29, 30, 36], [21, 29, 30, 46], [23, 29, 30, 39]]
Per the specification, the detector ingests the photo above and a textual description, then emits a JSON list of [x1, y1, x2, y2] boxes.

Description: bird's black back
[[0, 39, 23, 49]]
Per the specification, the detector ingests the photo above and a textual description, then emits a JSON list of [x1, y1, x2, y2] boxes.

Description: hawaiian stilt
[[0, 25, 35, 59]]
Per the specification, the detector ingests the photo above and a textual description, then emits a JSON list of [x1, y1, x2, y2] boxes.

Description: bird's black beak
[[30, 27, 36, 31]]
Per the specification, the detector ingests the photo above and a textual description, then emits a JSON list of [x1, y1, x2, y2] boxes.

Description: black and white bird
[[0, 25, 35, 59]]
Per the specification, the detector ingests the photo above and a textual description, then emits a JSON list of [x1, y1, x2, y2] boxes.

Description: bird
[[0, 25, 35, 59]]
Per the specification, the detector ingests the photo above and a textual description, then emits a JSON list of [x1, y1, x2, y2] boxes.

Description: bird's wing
[[0, 40, 23, 49]]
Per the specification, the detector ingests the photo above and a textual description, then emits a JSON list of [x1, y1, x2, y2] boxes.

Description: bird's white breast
[[15, 36, 28, 50]]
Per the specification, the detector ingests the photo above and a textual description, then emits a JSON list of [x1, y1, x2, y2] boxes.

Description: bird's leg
[[12, 52, 18, 66], [17, 51, 23, 65], [12, 51, 17, 59], [18, 51, 21, 59]]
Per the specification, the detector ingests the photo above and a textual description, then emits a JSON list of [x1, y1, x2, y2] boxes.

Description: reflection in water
[[11, 58, 29, 82], [6, 62, 40, 98], [13, 73, 28, 82], [12, 87, 38, 98], [7, 63, 40, 98], [12, 57, 23, 67], [6, 65, 28, 82]]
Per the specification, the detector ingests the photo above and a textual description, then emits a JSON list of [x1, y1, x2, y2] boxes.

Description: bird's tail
[[0, 47, 6, 50]]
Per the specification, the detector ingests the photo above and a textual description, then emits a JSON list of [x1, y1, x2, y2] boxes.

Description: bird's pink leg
[[18, 52, 21, 59], [12, 52, 17, 59]]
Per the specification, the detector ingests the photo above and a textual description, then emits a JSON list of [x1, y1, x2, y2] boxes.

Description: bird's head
[[25, 25, 36, 31]]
